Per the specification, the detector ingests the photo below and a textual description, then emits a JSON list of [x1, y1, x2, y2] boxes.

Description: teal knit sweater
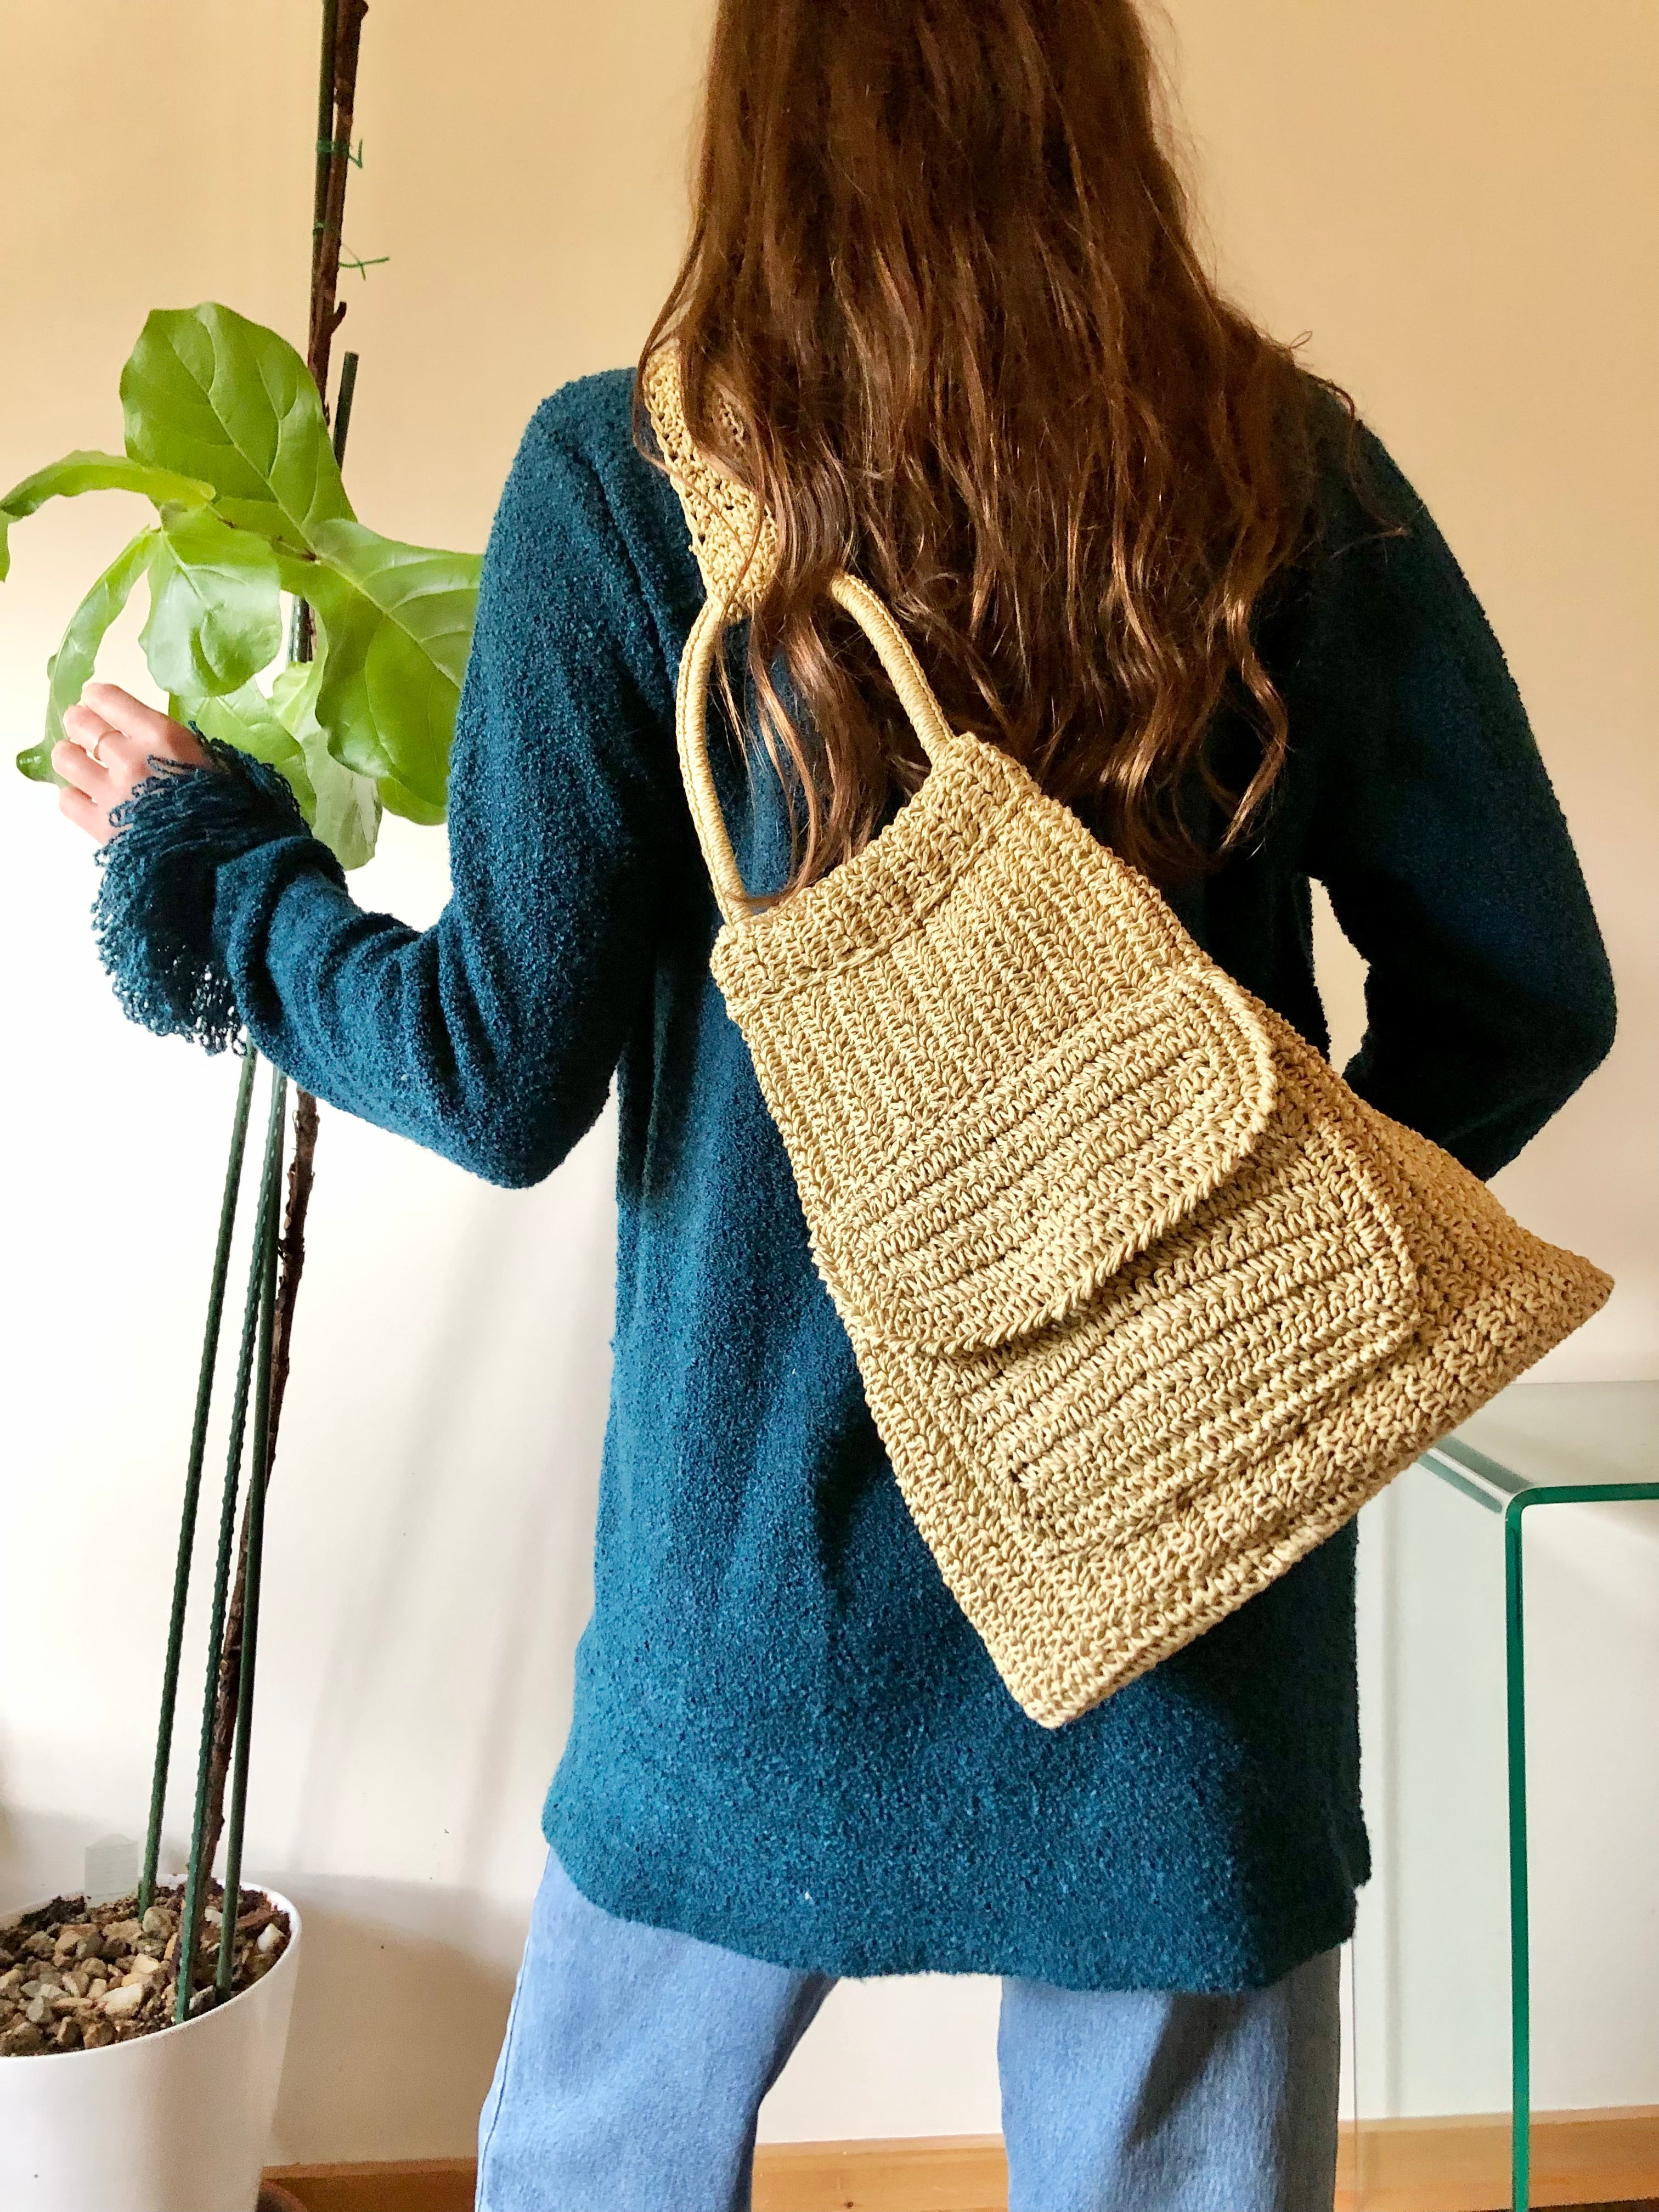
[[97, 369, 1615, 1991]]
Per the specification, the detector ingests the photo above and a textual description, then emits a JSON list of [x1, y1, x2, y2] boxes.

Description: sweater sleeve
[[93, 399, 681, 1188], [1291, 427, 1616, 1181]]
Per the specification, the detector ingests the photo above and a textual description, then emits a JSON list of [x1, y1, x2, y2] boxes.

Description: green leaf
[[138, 503, 284, 699], [273, 658, 380, 868], [0, 450, 215, 583], [185, 663, 380, 870], [14, 304, 476, 828], [188, 679, 313, 806], [295, 521, 482, 823], [120, 303, 353, 555], [16, 528, 159, 781]]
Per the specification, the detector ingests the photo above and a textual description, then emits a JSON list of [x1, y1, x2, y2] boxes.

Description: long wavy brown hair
[[641, 0, 1354, 895]]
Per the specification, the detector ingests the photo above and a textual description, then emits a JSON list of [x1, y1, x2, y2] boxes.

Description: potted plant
[[0, 5, 475, 2203], [0, 1880, 303, 2212]]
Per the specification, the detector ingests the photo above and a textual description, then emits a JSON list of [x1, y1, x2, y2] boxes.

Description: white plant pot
[[0, 1887, 301, 2212]]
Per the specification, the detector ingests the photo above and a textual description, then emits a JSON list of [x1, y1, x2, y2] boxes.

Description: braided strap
[[646, 347, 955, 917]]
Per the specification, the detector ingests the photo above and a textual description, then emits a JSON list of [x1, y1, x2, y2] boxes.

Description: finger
[[61, 698, 118, 738], [57, 782, 110, 843], [79, 683, 181, 748], [61, 701, 128, 759], [61, 713, 150, 791], [51, 737, 119, 803], [61, 707, 162, 786], [79, 685, 208, 772]]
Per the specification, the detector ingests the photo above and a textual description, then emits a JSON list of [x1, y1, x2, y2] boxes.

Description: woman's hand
[[53, 684, 211, 845]]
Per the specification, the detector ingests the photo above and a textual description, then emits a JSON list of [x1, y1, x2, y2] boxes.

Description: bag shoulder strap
[[643, 348, 955, 923], [640, 346, 778, 613]]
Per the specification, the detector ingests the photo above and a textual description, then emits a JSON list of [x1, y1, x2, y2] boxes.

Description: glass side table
[[1419, 1387, 1659, 2212]]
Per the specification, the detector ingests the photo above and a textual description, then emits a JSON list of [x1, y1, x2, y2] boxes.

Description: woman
[[53, 3, 1614, 2208]]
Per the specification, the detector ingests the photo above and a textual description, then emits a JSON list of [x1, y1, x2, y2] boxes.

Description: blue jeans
[[477, 1852, 1340, 2212]]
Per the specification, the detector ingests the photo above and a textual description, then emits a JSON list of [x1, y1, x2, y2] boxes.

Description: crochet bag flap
[[714, 724, 1282, 1353], [645, 351, 1613, 1728]]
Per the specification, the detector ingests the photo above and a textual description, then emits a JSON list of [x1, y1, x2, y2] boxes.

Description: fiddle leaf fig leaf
[[189, 678, 314, 802], [13, 302, 477, 827], [138, 504, 284, 699], [186, 663, 380, 869], [273, 657, 381, 868], [0, 451, 215, 583], [295, 520, 481, 824], [17, 527, 159, 781], [121, 303, 353, 554]]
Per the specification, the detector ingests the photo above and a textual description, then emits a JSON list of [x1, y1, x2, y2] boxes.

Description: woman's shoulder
[[1279, 377, 1500, 679], [1272, 376, 1545, 811], [524, 365, 636, 466], [501, 367, 703, 635], [1294, 377, 1422, 568], [515, 369, 678, 546]]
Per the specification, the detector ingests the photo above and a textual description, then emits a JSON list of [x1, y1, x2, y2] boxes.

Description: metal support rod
[[216, 1077, 286, 1997], [174, 1066, 287, 2021], [332, 351, 359, 464], [1505, 1500, 1531, 2212], [1506, 1476, 1659, 2212], [139, 1048, 258, 1917]]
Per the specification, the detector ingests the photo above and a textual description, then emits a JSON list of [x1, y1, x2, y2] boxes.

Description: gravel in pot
[[0, 1882, 292, 2056]]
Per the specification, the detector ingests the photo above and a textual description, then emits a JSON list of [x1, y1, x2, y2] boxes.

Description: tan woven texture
[[644, 352, 1613, 1727]]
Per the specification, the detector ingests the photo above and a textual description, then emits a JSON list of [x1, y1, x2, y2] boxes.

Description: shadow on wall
[[264, 1114, 615, 1891], [0, 1110, 620, 2162], [0, 1801, 93, 1914], [266, 1873, 523, 2163]]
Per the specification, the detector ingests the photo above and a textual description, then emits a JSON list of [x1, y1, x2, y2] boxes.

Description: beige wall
[[1171, 1, 1658, 1373], [2, 0, 1654, 2158]]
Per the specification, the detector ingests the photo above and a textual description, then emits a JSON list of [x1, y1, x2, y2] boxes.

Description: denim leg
[[477, 1852, 835, 2212], [998, 1948, 1341, 2212]]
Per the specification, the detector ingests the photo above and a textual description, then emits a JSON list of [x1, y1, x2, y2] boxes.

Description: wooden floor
[[266, 2104, 1659, 2211], [1335, 2107, 1659, 2212]]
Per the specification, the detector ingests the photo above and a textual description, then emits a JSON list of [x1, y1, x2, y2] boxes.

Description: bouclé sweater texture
[[97, 369, 1615, 1991]]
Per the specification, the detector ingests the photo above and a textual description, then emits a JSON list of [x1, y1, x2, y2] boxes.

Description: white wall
[[1348, 1387, 1659, 2124], [1, 0, 1654, 2160]]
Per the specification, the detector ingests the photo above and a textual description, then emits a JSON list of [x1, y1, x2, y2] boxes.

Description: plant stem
[[269, 1087, 321, 1447], [309, 0, 368, 398], [215, 1096, 285, 2000], [197, 1088, 319, 1871], [297, 0, 365, 668], [176, 1066, 287, 2022], [311, 0, 338, 296]]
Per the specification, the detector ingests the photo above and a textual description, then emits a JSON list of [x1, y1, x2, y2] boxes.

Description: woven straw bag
[[643, 352, 1612, 1728]]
